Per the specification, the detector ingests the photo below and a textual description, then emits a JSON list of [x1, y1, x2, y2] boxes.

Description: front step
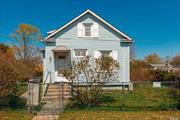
[[42, 95, 71, 101], [42, 83, 71, 103], [46, 88, 70, 93], [45, 92, 70, 96]]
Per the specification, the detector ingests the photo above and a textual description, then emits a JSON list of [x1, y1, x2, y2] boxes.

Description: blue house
[[42, 10, 133, 87]]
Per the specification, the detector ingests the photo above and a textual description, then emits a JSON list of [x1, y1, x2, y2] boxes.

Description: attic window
[[83, 23, 93, 37]]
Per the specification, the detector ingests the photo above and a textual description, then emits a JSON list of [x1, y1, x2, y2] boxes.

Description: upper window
[[74, 49, 87, 57], [100, 50, 112, 57], [83, 23, 92, 37], [77, 22, 99, 37]]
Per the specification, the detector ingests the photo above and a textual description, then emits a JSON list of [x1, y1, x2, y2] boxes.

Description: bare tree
[[144, 53, 161, 64], [60, 56, 119, 107], [170, 55, 180, 67], [11, 24, 42, 61]]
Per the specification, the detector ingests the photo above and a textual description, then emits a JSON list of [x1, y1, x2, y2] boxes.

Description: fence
[[28, 80, 67, 114], [0, 80, 179, 114]]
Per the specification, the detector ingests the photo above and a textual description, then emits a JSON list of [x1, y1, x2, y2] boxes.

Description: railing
[[42, 71, 52, 97]]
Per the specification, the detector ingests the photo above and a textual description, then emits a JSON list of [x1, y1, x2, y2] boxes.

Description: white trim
[[45, 9, 132, 41], [73, 49, 88, 57], [98, 49, 113, 51], [94, 51, 101, 59], [47, 29, 56, 34], [122, 52, 126, 82]]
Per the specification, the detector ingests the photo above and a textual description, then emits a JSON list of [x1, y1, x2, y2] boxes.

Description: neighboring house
[[150, 63, 174, 72], [42, 9, 133, 87]]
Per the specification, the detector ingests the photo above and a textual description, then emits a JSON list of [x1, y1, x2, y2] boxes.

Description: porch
[[43, 46, 71, 84]]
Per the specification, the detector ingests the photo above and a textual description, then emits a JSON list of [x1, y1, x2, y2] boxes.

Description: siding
[[44, 13, 131, 83]]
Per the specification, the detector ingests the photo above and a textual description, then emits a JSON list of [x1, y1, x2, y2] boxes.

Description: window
[[74, 49, 87, 57], [77, 22, 99, 37], [100, 50, 112, 57], [83, 23, 92, 37]]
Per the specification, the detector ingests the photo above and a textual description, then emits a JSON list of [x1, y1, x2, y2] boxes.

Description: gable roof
[[45, 9, 132, 42]]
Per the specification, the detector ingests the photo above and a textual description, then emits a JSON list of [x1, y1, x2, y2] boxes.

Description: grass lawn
[[16, 83, 28, 96], [62, 84, 179, 119], [59, 110, 180, 120], [0, 110, 33, 120], [92, 84, 179, 111]]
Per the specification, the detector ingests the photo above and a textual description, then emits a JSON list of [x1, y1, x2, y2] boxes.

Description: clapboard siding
[[44, 12, 131, 83]]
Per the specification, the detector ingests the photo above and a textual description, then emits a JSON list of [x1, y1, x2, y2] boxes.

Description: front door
[[58, 55, 67, 70]]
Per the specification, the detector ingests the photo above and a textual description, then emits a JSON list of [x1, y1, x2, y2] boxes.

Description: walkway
[[32, 101, 61, 120], [33, 114, 58, 120]]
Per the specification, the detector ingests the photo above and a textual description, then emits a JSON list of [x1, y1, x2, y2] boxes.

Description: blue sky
[[0, 0, 179, 59]]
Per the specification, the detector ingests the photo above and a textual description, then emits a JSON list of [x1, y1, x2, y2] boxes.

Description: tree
[[170, 55, 180, 77], [0, 43, 42, 97], [144, 53, 161, 64], [170, 55, 180, 67], [0, 44, 19, 96], [12, 24, 42, 61], [60, 56, 119, 107], [152, 70, 175, 81], [130, 60, 154, 81]]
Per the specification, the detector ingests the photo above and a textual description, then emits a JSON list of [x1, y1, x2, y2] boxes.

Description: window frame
[[83, 23, 93, 37], [74, 49, 88, 57], [99, 50, 112, 57]]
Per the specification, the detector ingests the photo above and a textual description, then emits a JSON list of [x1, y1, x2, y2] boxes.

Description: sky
[[0, 0, 179, 59]]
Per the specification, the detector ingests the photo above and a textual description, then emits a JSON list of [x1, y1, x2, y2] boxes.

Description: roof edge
[[45, 9, 132, 41]]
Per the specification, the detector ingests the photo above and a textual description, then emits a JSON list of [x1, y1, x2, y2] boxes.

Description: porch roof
[[52, 46, 70, 52]]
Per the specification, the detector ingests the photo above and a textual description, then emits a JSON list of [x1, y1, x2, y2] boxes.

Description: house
[[150, 63, 174, 72], [42, 9, 133, 88]]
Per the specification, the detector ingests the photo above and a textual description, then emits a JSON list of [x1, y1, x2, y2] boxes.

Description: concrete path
[[32, 101, 61, 120], [33, 114, 58, 120], [39, 101, 62, 114]]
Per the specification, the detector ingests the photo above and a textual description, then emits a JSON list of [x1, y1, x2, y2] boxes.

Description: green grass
[[16, 84, 28, 96], [61, 85, 179, 119], [0, 110, 33, 120], [66, 84, 179, 111], [100, 85, 178, 111], [59, 110, 180, 120]]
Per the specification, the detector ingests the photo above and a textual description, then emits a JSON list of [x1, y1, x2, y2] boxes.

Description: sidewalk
[[33, 114, 58, 120]]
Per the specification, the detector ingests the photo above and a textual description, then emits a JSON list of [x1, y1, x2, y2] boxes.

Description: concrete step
[[41, 83, 71, 103], [46, 89, 71, 93], [45, 92, 70, 96], [42, 96, 71, 101], [47, 86, 70, 89], [48, 83, 70, 86]]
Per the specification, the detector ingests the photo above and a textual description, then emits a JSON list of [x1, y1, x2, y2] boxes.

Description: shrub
[[167, 88, 180, 110], [97, 94, 115, 103], [67, 93, 115, 109], [0, 94, 26, 109], [62, 56, 119, 108], [168, 88, 179, 98]]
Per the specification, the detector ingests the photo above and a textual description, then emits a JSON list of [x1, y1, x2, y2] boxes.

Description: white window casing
[[112, 51, 118, 60], [77, 23, 84, 37], [78, 22, 98, 37], [121, 51, 126, 82], [74, 49, 87, 57], [94, 51, 101, 59], [109, 51, 117, 60], [91, 22, 99, 37], [110, 51, 113, 57]]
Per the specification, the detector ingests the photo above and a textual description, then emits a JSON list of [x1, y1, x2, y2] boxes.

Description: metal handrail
[[43, 71, 51, 83], [42, 71, 51, 97]]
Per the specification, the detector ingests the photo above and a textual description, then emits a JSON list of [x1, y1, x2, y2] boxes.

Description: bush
[[63, 56, 119, 109], [0, 94, 26, 109], [167, 88, 180, 110], [97, 95, 115, 103], [168, 88, 179, 98], [66, 93, 115, 109]]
